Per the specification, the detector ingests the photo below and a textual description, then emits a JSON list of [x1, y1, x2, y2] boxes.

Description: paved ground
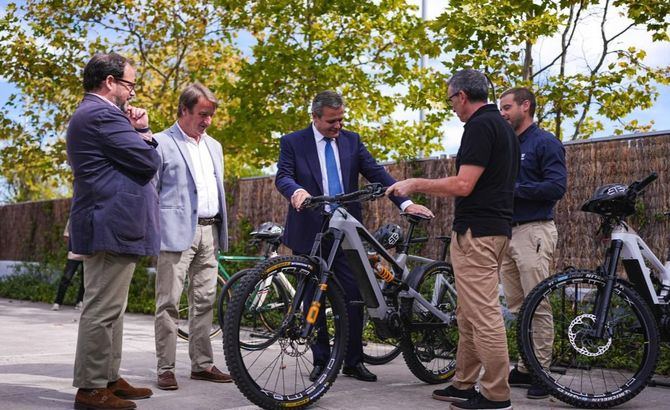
[[1, 297, 669, 410]]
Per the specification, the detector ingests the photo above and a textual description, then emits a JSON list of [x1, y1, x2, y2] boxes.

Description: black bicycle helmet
[[250, 222, 284, 239], [373, 223, 404, 250], [581, 183, 634, 217]]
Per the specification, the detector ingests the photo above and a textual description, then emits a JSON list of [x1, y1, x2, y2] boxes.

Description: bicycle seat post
[[398, 218, 417, 255]]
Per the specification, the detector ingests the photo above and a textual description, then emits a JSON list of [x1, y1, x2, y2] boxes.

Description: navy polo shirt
[[513, 123, 567, 224]]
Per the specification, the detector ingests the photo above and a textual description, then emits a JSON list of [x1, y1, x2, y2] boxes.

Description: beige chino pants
[[501, 220, 557, 372], [155, 225, 219, 374], [73, 252, 139, 388], [450, 229, 511, 402]]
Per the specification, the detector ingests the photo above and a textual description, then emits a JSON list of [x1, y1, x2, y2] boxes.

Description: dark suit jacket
[[275, 125, 408, 254], [66, 94, 161, 256]]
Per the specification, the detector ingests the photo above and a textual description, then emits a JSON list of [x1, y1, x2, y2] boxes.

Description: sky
[[0, 0, 668, 160]]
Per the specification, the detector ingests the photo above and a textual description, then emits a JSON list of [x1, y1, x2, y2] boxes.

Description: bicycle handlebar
[[627, 172, 658, 199], [301, 183, 386, 210]]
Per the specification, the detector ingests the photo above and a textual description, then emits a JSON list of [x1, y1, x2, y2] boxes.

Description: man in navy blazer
[[67, 52, 159, 409], [275, 90, 433, 382]]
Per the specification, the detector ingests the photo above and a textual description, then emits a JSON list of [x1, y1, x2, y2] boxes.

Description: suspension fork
[[591, 239, 623, 339], [300, 229, 344, 338]]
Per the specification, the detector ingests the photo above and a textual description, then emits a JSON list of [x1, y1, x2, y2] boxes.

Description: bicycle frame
[[611, 222, 670, 305], [300, 206, 452, 331]]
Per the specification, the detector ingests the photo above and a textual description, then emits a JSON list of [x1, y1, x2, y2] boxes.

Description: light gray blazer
[[153, 123, 229, 252]]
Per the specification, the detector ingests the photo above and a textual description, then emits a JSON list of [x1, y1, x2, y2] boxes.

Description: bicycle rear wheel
[[224, 256, 349, 409], [177, 274, 225, 341], [517, 270, 659, 408], [400, 261, 458, 383]]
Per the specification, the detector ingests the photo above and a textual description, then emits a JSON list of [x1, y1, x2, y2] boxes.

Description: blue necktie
[[325, 138, 343, 196]]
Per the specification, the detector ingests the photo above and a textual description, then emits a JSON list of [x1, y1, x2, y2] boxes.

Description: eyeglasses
[[448, 90, 461, 103], [114, 77, 136, 92]]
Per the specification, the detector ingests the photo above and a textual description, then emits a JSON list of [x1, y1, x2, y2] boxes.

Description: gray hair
[[448, 69, 488, 103], [177, 83, 218, 117], [311, 91, 344, 117]]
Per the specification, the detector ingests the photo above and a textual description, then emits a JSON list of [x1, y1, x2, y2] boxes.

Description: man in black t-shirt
[[387, 69, 519, 410]]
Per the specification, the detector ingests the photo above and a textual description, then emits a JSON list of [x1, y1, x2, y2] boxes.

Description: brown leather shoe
[[107, 377, 153, 399], [74, 388, 136, 410], [190, 365, 233, 383], [157, 371, 179, 390]]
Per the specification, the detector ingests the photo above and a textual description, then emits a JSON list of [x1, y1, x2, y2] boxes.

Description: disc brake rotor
[[568, 314, 612, 357]]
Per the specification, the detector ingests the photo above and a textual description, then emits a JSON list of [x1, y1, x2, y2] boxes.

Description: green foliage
[[431, 0, 670, 140], [1, 0, 669, 201]]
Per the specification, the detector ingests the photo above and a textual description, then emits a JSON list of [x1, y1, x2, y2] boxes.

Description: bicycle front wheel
[[517, 269, 659, 408], [400, 261, 458, 383], [224, 256, 349, 410], [177, 273, 225, 341]]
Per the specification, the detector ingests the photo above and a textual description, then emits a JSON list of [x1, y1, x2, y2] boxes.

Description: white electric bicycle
[[517, 172, 670, 408]]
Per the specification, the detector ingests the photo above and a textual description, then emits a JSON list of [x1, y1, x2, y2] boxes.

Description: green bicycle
[[176, 223, 284, 341]]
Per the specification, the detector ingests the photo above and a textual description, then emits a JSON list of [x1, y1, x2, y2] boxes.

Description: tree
[[0, 0, 241, 201], [217, 0, 446, 169], [431, 0, 670, 140], [1, 0, 451, 201]]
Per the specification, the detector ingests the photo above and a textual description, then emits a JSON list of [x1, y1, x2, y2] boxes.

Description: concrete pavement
[[1, 297, 668, 409]]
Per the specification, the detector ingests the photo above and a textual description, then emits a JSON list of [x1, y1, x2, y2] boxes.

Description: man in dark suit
[[67, 52, 160, 410], [275, 90, 433, 382]]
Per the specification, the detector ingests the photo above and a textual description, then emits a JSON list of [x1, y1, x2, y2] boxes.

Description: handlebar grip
[[637, 172, 658, 190]]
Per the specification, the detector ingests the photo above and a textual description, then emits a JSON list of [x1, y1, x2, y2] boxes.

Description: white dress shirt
[[176, 123, 220, 218]]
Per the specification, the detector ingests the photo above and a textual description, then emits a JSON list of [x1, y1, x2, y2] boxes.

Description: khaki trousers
[[155, 225, 219, 374], [501, 220, 557, 372], [73, 252, 138, 388], [450, 229, 510, 402]]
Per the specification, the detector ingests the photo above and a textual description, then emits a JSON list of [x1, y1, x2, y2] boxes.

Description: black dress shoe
[[309, 365, 325, 382], [342, 362, 377, 382]]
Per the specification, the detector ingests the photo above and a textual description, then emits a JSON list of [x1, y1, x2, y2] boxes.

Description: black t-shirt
[[453, 104, 520, 238]]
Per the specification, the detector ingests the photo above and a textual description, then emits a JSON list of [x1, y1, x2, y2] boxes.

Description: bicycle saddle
[[400, 212, 432, 225]]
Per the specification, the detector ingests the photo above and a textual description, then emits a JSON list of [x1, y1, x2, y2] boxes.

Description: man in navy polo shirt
[[498, 87, 567, 400]]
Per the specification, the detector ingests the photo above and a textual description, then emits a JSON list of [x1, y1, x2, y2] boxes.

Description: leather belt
[[512, 219, 552, 227], [197, 216, 221, 226]]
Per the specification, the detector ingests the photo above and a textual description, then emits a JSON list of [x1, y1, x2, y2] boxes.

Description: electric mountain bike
[[217, 213, 452, 362], [223, 183, 458, 409], [517, 172, 670, 408]]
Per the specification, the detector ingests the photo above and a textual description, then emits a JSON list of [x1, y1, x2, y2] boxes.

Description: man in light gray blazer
[[153, 83, 230, 390]]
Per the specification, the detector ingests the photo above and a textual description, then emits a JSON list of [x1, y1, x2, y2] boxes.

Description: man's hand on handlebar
[[405, 203, 434, 219], [291, 189, 311, 211]]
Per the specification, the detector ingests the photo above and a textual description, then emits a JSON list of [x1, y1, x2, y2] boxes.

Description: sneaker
[[450, 392, 512, 410], [508, 366, 532, 387], [432, 385, 478, 402], [527, 383, 549, 399], [51, 303, 60, 311], [75, 301, 84, 310]]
